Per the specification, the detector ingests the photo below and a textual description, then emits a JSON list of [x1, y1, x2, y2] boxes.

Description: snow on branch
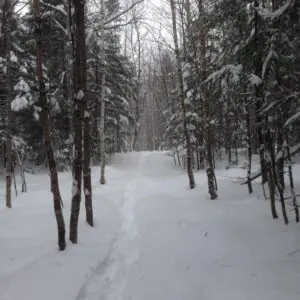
[[40, 0, 67, 16], [262, 47, 277, 79], [11, 77, 32, 111], [248, 74, 262, 86], [205, 64, 243, 93], [104, 0, 144, 26], [257, 0, 293, 20], [284, 110, 300, 128], [52, 17, 68, 36]]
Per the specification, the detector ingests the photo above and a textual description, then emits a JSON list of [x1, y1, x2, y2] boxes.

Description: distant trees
[[1, 0, 299, 252], [140, 0, 300, 214]]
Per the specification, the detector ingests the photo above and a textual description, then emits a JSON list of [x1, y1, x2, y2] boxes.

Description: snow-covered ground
[[1, 151, 300, 300]]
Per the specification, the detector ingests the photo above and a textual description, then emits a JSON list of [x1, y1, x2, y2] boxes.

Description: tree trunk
[[276, 128, 285, 191], [33, 0, 66, 251], [284, 134, 299, 222], [170, 0, 195, 189], [100, 0, 106, 185], [70, 0, 86, 243], [14, 142, 27, 192], [82, 3, 93, 227], [246, 101, 253, 194], [254, 0, 267, 184], [268, 130, 288, 224], [67, 0, 75, 166], [197, 0, 218, 197], [266, 160, 278, 219], [83, 100, 93, 227], [132, 17, 141, 151], [206, 125, 218, 199], [2, 0, 12, 208]]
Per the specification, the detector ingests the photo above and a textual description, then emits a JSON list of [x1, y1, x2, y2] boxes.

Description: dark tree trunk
[[206, 125, 218, 199], [33, 0, 66, 251], [83, 103, 93, 226], [81, 4, 93, 227], [2, 0, 13, 208], [245, 101, 253, 194], [276, 128, 285, 191], [284, 134, 299, 222], [266, 129, 288, 224], [69, 0, 87, 243], [254, 0, 267, 184], [266, 160, 278, 219]]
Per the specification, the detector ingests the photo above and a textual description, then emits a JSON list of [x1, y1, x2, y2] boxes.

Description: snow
[[20, 66, 27, 74], [262, 48, 278, 79], [76, 90, 84, 100], [258, 0, 292, 20], [284, 110, 300, 127], [40, 1, 67, 16], [205, 64, 242, 85], [10, 51, 18, 63], [84, 110, 90, 118], [72, 178, 78, 197], [120, 114, 129, 125], [1, 152, 300, 300], [248, 73, 262, 86], [14, 78, 30, 93], [105, 86, 112, 95], [276, 150, 284, 161], [11, 95, 28, 111]]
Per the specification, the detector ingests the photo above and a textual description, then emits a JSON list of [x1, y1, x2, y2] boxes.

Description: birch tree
[[169, 0, 195, 189]]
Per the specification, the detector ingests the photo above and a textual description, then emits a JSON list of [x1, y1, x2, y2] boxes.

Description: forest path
[[75, 152, 150, 300], [79, 151, 300, 300], [1, 152, 300, 300]]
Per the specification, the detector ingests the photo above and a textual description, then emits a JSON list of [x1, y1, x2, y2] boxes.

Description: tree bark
[[70, 0, 86, 243], [33, 0, 66, 250], [285, 134, 299, 222], [169, 0, 195, 189], [2, 0, 13, 208], [198, 0, 218, 197], [254, 0, 267, 184], [246, 100, 253, 194], [100, 0, 106, 185], [276, 128, 285, 191], [131, 16, 141, 151], [81, 2, 93, 227]]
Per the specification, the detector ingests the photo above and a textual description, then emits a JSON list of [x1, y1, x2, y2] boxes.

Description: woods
[[139, 0, 299, 218], [0, 0, 299, 251]]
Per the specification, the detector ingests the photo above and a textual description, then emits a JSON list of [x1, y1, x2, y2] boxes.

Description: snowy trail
[[1, 151, 300, 300], [75, 152, 148, 300]]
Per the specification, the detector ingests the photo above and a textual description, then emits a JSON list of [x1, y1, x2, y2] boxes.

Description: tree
[[69, 0, 89, 243], [33, 0, 66, 250], [1, 0, 15, 208], [169, 0, 195, 189]]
